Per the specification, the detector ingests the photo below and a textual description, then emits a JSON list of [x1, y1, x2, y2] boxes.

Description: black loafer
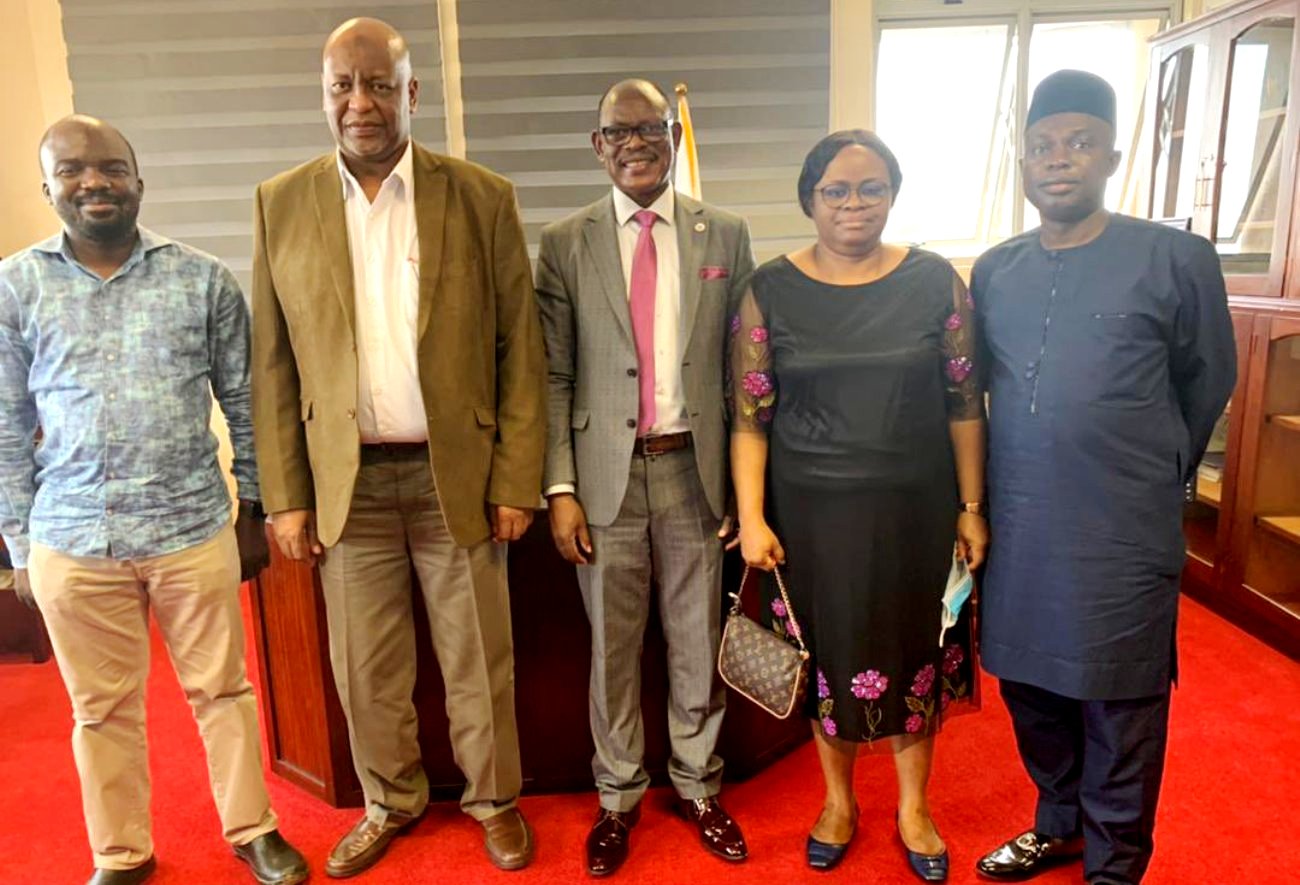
[[233, 830, 309, 885], [86, 857, 157, 885], [976, 830, 1083, 881]]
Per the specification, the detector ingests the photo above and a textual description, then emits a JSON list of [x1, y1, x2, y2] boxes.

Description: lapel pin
[[694, 221, 706, 233]]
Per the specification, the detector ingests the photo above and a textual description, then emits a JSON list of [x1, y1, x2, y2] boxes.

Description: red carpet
[[1, 593, 1295, 885]]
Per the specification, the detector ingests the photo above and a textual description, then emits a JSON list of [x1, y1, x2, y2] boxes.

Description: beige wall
[[1, 0, 72, 256]]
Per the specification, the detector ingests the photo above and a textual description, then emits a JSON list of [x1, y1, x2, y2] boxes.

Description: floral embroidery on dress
[[729, 290, 778, 428], [850, 668, 890, 741], [940, 644, 969, 711], [942, 273, 983, 421], [816, 668, 837, 735], [945, 356, 973, 384], [904, 662, 939, 735], [742, 370, 774, 398]]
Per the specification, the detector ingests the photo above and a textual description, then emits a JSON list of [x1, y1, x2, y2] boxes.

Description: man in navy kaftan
[[972, 71, 1236, 885]]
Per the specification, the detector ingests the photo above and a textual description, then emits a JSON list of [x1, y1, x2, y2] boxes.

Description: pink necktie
[[630, 209, 658, 436]]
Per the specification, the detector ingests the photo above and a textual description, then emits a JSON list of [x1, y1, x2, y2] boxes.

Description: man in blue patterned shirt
[[0, 116, 307, 885]]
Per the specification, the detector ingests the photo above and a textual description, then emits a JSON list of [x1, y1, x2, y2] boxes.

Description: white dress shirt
[[338, 142, 427, 443], [612, 186, 689, 436]]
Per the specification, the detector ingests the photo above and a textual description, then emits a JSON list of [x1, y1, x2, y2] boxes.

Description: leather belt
[[361, 441, 429, 458], [632, 431, 693, 456]]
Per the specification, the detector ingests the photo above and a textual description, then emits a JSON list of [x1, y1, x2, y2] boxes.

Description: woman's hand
[[956, 511, 989, 570], [739, 519, 786, 571]]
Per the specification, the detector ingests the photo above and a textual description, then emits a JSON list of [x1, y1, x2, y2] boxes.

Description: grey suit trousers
[[318, 445, 522, 824], [577, 445, 727, 811]]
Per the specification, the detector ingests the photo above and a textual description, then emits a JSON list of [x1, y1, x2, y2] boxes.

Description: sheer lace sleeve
[[728, 287, 776, 433], [943, 271, 984, 421]]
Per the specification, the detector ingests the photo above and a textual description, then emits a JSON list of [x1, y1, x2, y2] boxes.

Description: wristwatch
[[960, 501, 986, 516]]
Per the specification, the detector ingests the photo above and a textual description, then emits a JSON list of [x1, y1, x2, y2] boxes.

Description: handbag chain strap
[[732, 565, 809, 655]]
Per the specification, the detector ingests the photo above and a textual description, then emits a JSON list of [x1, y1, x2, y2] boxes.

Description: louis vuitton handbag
[[717, 565, 809, 719]]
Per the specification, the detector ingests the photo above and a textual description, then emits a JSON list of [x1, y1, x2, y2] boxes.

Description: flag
[[674, 83, 702, 200]]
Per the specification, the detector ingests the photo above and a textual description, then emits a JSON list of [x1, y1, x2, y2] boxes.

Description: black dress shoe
[[976, 831, 1084, 881], [234, 830, 309, 885], [586, 806, 640, 877], [86, 857, 157, 885], [675, 797, 747, 863]]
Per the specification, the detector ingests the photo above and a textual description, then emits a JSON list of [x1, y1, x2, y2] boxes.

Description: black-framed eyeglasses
[[814, 180, 891, 208], [598, 122, 672, 146]]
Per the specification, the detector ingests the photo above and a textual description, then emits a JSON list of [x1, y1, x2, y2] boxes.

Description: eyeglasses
[[598, 122, 672, 146], [814, 180, 891, 209]]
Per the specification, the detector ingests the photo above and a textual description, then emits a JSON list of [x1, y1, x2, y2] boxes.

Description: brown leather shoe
[[86, 857, 156, 885], [481, 807, 534, 871], [325, 812, 420, 878], [586, 805, 640, 877], [676, 797, 748, 862]]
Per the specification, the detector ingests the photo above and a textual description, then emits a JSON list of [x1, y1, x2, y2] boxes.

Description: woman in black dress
[[730, 131, 988, 882]]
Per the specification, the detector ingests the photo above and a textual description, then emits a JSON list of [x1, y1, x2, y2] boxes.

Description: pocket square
[[699, 266, 730, 280]]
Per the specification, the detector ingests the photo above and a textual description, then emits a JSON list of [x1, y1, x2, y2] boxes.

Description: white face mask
[[939, 553, 973, 647]]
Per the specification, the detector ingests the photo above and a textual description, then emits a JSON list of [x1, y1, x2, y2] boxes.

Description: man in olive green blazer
[[250, 18, 544, 878]]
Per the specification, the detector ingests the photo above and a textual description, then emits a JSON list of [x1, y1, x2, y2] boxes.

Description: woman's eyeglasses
[[814, 181, 891, 209]]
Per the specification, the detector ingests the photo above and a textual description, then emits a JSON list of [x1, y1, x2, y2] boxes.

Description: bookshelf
[[1149, 0, 1300, 660]]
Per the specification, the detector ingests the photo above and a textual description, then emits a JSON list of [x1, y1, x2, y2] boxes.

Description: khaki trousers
[[28, 525, 277, 870], [318, 446, 521, 824]]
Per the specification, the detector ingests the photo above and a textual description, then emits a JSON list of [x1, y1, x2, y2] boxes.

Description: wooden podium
[[247, 521, 807, 807]]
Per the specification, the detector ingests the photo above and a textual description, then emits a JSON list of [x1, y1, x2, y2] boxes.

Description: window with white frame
[[874, 0, 1177, 258]]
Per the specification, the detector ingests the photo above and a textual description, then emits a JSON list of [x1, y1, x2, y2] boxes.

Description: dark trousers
[[999, 679, 1172, 885]]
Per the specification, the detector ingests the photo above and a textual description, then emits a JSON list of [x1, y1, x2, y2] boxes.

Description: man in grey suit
[[535, 79, 756, 877]]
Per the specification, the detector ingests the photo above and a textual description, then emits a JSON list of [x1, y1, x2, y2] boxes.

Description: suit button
[[626, 418, 636, 428], [347, 409, 356, 419], [627, 368, 637, 377]]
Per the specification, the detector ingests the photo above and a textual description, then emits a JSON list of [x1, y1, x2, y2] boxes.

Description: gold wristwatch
[[960, 501, 986, 516]]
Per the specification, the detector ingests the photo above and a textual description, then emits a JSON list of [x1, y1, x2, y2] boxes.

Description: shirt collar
[[338, 140, 415, 202], [33, 226, 171, 271], [612, 186, 675, 228]]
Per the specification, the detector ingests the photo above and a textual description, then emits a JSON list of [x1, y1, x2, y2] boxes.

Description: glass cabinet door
[[1152, 41, 1211, 222], [1241, 322, 1300, 613], [1214, 15, 1296, 281]]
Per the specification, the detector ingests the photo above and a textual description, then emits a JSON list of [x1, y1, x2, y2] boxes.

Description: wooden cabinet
[[1148, 0, 1300, 659]]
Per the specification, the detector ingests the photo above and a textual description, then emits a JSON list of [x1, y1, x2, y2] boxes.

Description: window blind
[[455, 0, 830, 262], [59, 0, 444, 292]]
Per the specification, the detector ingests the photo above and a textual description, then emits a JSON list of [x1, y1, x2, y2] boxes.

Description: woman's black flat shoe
[[897, 814, 949, 882], [806, 806, 858, 871], [806, 833, 852, 871]]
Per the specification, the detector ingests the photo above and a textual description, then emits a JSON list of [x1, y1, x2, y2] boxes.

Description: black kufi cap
[[1027, 69, 1116, 127]]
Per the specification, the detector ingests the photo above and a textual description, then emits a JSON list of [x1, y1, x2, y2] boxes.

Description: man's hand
[[271, 508, 323, 565], [491, 505, 534, 543], [548, 493, 593, 564], [235, 502, 272, 582], [718, 500, 740, 551], [13, 568, 35, 610]]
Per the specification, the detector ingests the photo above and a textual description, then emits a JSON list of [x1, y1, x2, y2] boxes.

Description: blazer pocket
[[474, 405, 497, 427], [571, 409, 590, 430], [301, 399, 314, 422]]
